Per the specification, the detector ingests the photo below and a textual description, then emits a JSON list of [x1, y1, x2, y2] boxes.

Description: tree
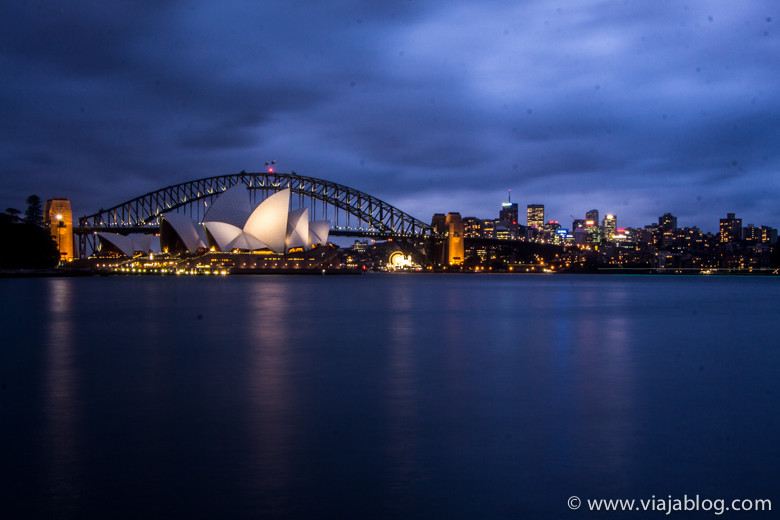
[[0, 219, 59, 268], [4, 208, 21, 222], [24, 195, 43, 226]]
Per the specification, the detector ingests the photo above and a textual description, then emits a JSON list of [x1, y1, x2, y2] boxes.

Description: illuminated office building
[[481, 219, 496, 239], [495, 224, 511, 240], [527, 204, 544, 228], [44, 198, 74, 262], [602, 214, 617, 241], [462, 216, 483, 238], [500, 201, 519, 237]]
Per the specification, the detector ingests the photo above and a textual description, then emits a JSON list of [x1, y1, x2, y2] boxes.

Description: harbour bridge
[[75, 172, 433, 258]]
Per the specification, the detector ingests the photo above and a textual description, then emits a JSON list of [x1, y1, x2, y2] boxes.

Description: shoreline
[[1, 267, 777, 278]]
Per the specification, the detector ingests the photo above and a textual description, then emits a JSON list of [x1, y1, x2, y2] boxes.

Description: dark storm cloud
[[1, 0, 778, 231]]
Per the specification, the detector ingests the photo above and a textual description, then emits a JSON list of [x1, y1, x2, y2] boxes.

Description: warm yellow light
[[55, 214, 63, 220]]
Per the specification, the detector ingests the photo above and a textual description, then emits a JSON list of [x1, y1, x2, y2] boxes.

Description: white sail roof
[[244, 188, 290, 254], [151, 186, 329, 256], [286, 208, 309, 251], [203, 184, 253, 228], [162, 213, 206, 253], [226, 232, 268, 251], [97, 233, 158, 257], [204, 221, 243, 252], [132, 234, 154, 253], [309, 220, 330, 246], [97, 232, 135, 257]]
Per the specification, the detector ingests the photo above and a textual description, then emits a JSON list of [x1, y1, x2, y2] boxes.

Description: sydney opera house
[[95, 186, 337, 272]]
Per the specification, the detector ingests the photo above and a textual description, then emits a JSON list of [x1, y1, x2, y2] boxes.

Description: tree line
[[0, 195, 59, 269]]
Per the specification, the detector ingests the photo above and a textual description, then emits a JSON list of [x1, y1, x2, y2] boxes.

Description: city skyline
[[1, 1, 779, 231]]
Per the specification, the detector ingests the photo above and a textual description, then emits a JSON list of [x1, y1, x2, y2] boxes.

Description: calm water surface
[[1, 274, 778, 519]]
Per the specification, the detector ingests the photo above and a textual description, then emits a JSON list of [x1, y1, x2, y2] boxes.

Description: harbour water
[[1, 274, 778, 519]]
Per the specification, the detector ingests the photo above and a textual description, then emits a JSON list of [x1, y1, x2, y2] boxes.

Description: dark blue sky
[[1, 1, 778, 232]]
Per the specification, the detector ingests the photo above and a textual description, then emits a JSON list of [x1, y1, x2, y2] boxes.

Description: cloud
[[1, 0, 778, 231]]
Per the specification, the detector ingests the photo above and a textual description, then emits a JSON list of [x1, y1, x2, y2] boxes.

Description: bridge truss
[[76, 172, 432, 258]]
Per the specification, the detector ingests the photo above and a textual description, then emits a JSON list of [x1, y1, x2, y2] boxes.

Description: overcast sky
[[1, 0, 778, 232]]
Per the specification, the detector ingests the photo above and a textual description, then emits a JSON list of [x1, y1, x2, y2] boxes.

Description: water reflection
[[385, 283, 420, 496], [566, 282, 635, 491], [247, 280, 297, 513], [43, 278, 81, 512], [7, 275, 775, 518]]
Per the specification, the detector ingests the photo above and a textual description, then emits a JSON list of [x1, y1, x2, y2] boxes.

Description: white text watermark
[[567, 495, 772, 515]]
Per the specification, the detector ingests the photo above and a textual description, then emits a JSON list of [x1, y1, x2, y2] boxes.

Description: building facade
[[527, 204, 544, 228], [44, 198, 74, 262]]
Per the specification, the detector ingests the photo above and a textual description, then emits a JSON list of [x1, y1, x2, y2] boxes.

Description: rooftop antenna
[[508, 188, 511, 203]]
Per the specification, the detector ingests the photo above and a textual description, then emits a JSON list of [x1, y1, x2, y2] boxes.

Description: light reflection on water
[[43, 279, 81, 515], [247, 280, 297, 515], [0, 274, 778, 519], [385, 282, 420, 503]]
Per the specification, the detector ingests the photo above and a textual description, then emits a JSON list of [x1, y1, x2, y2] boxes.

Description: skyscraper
[[602, 214, 617, 241], [499, 191, 518, 237], [44, 198, 74, 262], [527, 204, 544, 228], [583, 210, 601, 245]]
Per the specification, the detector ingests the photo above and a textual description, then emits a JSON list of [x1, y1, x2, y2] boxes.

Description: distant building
[[430, 214, 447, 265], [431, 213, 447, 233], [462, 216, 483, 238], [743, 224, 760, 243], [430, 212, 465, 266], [763, 226, 778, 245], [580, 210, 601, 245], [495, 224, 511, 240], [719, 213, 742, 243], [743, 224, 777, 245], [481, 219, 497, 239], [445, 213, 465, 265], [586, 219, 603, 245], [544, 220, 561, 233], [573, 227, 588, 245], [44, 198, 74, 262], [500, 202, 519, 237], [659, 213, 678, 232], [602, 214, 617, 241], [527, 204, 544, 228]]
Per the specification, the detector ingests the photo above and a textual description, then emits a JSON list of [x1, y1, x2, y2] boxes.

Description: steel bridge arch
[[78, 172, 432, 236]]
